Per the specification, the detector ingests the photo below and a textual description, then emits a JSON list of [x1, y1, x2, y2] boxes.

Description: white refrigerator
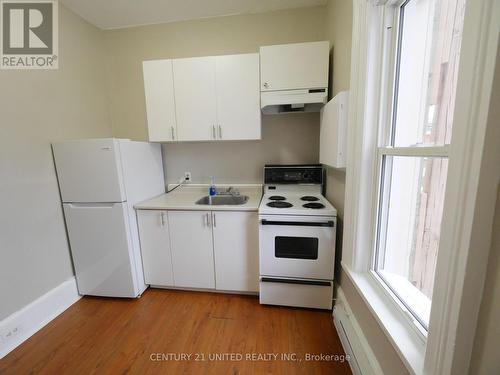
[[52, 138, 165, 298]]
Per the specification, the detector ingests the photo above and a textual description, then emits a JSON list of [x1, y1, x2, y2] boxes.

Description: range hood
[[259, 41, 330, 115], [260, 88, 328, 114]]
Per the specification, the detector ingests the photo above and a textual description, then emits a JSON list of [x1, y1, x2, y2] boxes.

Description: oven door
[[259, 215, 336, 280]]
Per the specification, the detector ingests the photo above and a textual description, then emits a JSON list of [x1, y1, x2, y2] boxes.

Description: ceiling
[[59, 0, 326, 30]]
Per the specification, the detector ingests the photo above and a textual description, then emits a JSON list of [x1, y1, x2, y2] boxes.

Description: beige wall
[[163, 114, 319, 184], [324, 0, 351, 240], [0, 5, 112, 320], [324, 0, 350, 320], [326, 0, 353, 96]]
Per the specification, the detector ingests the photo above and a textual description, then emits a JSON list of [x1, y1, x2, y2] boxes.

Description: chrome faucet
[[218, 186, 240, 196]]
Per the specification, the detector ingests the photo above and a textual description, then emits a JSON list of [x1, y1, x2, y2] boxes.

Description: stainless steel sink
[[195, 195, 249, 205]]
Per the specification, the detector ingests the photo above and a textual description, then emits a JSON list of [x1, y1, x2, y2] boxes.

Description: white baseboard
[[333, 287, 383, 375], [0, 277, 81, 359]]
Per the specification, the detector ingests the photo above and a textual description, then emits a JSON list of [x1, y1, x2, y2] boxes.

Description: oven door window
[[275, 236, 319, 260]]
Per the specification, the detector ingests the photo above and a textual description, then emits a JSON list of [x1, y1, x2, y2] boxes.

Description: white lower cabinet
[[137, 209, 258, 293], [137, 210, 174, 286], [212, 211, 259, 292], [168, 211, 215, 289]]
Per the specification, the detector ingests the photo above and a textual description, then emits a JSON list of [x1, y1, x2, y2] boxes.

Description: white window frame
[[341, 0, 499, 374], [371, 0, 452, 332]]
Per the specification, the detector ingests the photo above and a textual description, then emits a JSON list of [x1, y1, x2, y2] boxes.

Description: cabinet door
[[173, 57, 217, 141], [320, 91, 348, 168], [260, 41, 329, 91], [142, 60, 177, 142], [137, 210, 174, 286], [215, 54, 261, 140], [168, 211, 215, 288], [212, 211, 259, 292]]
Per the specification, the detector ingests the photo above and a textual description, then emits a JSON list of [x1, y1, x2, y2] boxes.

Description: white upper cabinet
[[143, 53, 260, 142], [260, 41, 329, 91], [173, 57, 217, 141], [143, 60, 177, 142], [320, 91, 348, 169], [215, 53, 261, 140]]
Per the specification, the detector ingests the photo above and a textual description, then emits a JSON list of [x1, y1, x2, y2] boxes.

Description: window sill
[[341, 262, 426, 375], [377, 270, 431, 327]]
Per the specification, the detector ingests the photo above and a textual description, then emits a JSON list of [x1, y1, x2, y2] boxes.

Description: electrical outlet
[[1, 325, 21, 343], [184, 172, 191, 182]]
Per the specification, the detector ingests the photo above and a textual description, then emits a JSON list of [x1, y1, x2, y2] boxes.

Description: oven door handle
[[260, 219, 334, 227]]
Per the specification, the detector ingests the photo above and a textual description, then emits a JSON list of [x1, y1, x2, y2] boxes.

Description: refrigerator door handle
[[65, 202, 117, 208]]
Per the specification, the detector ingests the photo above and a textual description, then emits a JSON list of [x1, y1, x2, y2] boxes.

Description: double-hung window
[[372, 0, 466, 330]]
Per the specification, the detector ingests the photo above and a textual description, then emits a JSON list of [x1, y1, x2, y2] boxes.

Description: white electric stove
[[258, 165, 337, 310]]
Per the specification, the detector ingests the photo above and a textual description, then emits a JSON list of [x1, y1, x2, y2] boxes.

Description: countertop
[[134, 184, 263, 211]]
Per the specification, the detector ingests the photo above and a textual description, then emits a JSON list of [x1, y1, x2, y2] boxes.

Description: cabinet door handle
[[213, 213, 216, 227], [218, 125, 222, 139], [263, 82, 269, 89], [170, 126, 175, 140], [160, 212, 165, 226], [212, 125, 216, 139]]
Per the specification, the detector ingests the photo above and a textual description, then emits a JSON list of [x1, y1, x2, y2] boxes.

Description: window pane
[[375, 156, 448, 327], [392, 0, 466, 147]]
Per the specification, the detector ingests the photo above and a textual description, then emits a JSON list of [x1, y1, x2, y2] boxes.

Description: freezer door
[[53, 139, 126, 203], [63, 202, 139, 297]]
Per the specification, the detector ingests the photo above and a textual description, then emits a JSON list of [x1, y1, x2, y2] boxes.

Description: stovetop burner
[[303, 202, 325, 209], [300, 196, 320, 202], [267, 201, 293, 208], [268, 195, 286, 201]]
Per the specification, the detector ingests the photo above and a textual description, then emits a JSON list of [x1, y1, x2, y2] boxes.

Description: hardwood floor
[[0, 288, 352, 375]]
